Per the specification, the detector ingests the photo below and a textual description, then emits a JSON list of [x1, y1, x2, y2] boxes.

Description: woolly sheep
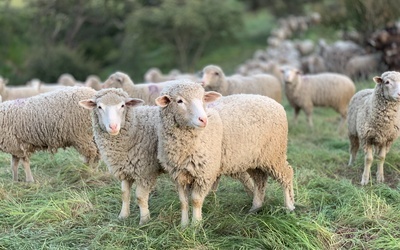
[[79, 88, 163, 225], [345, 53, 383, 80], [201, 65, 282, 103], [102, 71, 173, 105], [0, 86, 100, 182], [27, 78, 67, 93], [347, 71, 400, 185], [156, 82, 294, 226], [0, 77, 41, 101], [57, 73, 78, 86], [84, 75, 103, 90], [281, 66, 356, 128]]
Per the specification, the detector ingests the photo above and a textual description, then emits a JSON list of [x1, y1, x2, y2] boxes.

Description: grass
[[1, 79, 400, 249]]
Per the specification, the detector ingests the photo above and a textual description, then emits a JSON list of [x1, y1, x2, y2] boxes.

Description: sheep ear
[[296, 70, 303, 75], [79, 99, 96, 109], [373, 76, 383, 84], [125, 98, 144, 107], [155, 95, 171, 107], [204, 91, 222, 103]]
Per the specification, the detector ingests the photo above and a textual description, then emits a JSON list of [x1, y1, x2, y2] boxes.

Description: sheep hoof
[[248, 206, 263, 214], [118, 213, 129, 219]]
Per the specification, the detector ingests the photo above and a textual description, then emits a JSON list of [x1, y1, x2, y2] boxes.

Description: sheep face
[[156, 83, 221, 129], [281, 68, 301, 84], [79, 90, 144, 135], [374, 71, 400, 101], [201, 65, 224, 88]]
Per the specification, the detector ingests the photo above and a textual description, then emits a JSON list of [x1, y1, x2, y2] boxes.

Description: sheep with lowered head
[[79, 88, 163, 225], [281, 66, 356, 128], [201, 65, 282, 103], [0, 86, 100, 182], [348, 71, 400, 185], [156, 82, 294, 226], [0, 77, 41, 101], [102, 71, 173, 105]]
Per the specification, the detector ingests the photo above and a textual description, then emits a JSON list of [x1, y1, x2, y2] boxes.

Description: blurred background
[[1, 0, 400, 84]]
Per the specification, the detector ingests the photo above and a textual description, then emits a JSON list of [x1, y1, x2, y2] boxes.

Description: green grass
[[1, 79, 400, 249]]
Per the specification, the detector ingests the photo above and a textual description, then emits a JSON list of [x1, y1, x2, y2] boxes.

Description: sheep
[[102, 71, 173, 105], [57, 73, 78, 86], [79, 88, 163, 225], [280, 66, 356, 128], [27, 78, 67, 93], [0, 77, 42, 101], [156, 81, 295, 226], [201, 65, 282, 103], [345, 53, 383, 80], [347, 71, 400, 185], [84, 75, 103, 90], [0, 86, 100, 182]]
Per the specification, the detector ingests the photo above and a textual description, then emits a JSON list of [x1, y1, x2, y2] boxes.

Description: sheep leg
[[247, 169, 268, 213], [361, 145, 373, 185], [376, 147, 386, 183], [11, 156, 20, 182], [211, 176, 221, 192], [293, 107, 300, 124], [177, 183, 190, 227], [229, 172, 254, 196], [119, 179, 133, 219], [348, 135, 359, 166], [304, 108, 314, 128], [21, 157, 34, 182], [136, 184, 151, 225]]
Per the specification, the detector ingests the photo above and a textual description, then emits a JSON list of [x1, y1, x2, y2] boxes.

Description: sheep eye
[[121, 104, 125, 108], [385, 80, 390, 84], [177, 99, 183, 104], [214, 72, 219, 76], [98, 106, 102, 109]]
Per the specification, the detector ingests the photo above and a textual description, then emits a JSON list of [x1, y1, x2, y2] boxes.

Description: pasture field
[[1, 80, 400, 249]]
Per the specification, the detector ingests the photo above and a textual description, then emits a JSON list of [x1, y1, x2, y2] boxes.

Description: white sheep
[[84, 75, 103, 90], [280, 66, 356, 128], [0, 77, 42, 101], [156, 82, 295, 226], [79, 88, 162, 225], [348, 71, 400, 185], [0, 86, 100, 182], [345, 53, 383, 80], [201, 65, 282, 103], [102, 71, 173, 105], [27, 78, 67, 93]]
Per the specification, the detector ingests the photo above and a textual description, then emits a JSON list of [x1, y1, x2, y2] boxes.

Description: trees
[[124, 0, 244, 72]]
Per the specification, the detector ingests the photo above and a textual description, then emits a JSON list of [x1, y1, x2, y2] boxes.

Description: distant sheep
[[281, 66, 356, 128], [156, 82, 294, 226], [84, 75, 103, 90], [345, 53, 383, 80], [0, 87, 100, 182], [0, 77, 41, 101], [348, 71, 400, 185], [79, 88, 162, 225], [201, 65, 282, 103], [102, 71, 172, 105]]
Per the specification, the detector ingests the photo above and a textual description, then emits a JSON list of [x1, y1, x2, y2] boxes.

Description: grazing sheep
[[347, 71, 400, 185], [0, 86, 100, 182], [281, 66, 356, 128], [345, 53, 383, 80], [57, 73, 77, 86], [0, 77, 41, 101], [27, 78, 67, 93], [201, 65, 282, 103], [102, 71, 172, 105], [156, 82, 294, 226], [79, 88, 163, 225]]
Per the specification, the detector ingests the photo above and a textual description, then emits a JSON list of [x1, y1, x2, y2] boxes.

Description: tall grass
[[1, 78, 400, 249]]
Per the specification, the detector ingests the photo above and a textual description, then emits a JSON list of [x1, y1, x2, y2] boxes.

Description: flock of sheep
[[1, 12, 400, 226], [1, 62, 400, 226]]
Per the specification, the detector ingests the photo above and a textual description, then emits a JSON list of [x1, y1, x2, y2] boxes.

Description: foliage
[[124, 0, 244, 72], [316, 0, 400, 39], [24, 45, 99, 83]]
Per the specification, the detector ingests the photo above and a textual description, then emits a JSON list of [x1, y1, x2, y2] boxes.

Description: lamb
[[280, 66, 356, 128], [102, 71, 173, 105], [156, 82, 295, 226], [0, 77, 42, 101], [201, 65, 282, 103], [0, 86, 100, 182], [79, 88, 163, 225], [347, 71, 400, 185], [84, 75, 103, 90]]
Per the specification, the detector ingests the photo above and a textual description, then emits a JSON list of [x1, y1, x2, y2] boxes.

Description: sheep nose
[[199, 117, 207, 126], [109, 123, 118, 131]]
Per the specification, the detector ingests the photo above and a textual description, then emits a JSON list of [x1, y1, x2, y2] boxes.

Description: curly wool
[[202, 65, 282, 103], [0, 86, 100, 165], [211, 94, 294, 208]]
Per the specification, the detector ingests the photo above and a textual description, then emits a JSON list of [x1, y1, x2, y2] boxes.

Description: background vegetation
[[1, 0, 400, 84], [1, 0, 400, 249]]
